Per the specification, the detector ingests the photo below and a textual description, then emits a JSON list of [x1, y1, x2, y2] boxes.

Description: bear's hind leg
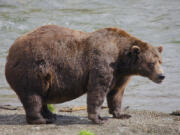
[[19, 93, 48, 124], [41, 104, 56, 122]]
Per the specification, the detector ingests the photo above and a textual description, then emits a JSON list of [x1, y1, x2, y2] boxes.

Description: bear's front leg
[[107, 77, 131, 119], [87, 67, 113, 124], [87, 90, 107, 124]]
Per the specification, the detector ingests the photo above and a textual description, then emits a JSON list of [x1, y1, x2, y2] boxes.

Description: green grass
[[78, 130, 95, 135], [47, 104, 55, 113]]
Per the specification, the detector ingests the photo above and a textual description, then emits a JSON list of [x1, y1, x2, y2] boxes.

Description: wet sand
[[0, 106, 179, 135]]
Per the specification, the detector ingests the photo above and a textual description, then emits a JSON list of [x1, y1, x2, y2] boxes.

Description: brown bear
[[5, 25, 165, 124]]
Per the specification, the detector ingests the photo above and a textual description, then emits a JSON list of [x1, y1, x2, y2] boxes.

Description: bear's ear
[[157, 46, 163, 53], [131, 46, 140, 55]]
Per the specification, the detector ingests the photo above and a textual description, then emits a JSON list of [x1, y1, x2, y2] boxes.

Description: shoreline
[[0, 106, 180, 135]]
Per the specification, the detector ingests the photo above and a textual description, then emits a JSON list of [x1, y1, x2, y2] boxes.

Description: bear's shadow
[[0, 114, 96, 125], [55, 115, 92, 125]]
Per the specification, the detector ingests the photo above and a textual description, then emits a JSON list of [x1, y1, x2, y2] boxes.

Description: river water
[[0, 0, 180, 113]]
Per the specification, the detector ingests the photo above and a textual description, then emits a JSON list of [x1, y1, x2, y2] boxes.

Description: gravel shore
[[0, 106, 179, 135]]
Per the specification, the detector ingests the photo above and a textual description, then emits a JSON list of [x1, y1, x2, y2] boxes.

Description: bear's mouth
[[150, 77, 164, 84], [155, 79, 163, 84], [153, 77, 165, 84], [150, 73, 165, 84]]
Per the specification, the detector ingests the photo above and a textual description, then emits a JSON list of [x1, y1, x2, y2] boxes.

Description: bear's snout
[[154, 73, 165, 84], [158, 74, 165, 80]]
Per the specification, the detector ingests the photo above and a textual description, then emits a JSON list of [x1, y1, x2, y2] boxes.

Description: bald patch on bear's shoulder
[[106, 27, 132, 38], [104, 27, 150, 52]]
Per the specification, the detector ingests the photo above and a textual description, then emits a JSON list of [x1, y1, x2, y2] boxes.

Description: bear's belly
[[46, 86, 87, 104], [46, 71, 88, 104], [47, 89, 86, 104]]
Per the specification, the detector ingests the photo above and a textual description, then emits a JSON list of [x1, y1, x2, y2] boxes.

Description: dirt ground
[[0, 105, 179, 135]]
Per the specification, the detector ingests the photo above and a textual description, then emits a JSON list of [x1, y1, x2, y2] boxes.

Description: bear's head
[[118, 39, 165, 84], [128, 40, 165, 84]]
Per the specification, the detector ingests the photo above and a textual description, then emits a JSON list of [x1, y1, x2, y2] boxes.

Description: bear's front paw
[[113, 112, 131, 119], [88, 114, 108, 124]]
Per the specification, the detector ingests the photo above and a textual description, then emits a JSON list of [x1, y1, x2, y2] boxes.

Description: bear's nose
[[158, 74, 165, 80]]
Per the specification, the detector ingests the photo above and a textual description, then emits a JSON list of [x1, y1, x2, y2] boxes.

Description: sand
[[0, 105, 179, 135]]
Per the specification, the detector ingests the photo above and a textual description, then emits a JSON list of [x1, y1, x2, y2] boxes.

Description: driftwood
[[59, 106, 130, 112], [0, 105, 20, 110], [59, 106, 108, 112]]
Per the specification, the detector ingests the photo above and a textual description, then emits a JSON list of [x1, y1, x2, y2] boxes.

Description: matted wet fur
[[5, 25, 165, 124]]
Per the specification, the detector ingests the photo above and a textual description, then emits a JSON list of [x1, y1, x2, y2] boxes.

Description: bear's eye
[[148, 62, 155, 68]]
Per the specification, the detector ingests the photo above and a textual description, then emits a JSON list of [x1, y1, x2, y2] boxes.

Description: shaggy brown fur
[[5, 25, 165, 124]]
